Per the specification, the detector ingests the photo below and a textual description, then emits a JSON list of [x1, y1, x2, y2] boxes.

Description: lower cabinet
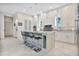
[[55, 31, 76, 44]]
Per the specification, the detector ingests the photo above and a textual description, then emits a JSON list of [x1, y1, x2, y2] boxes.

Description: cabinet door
[[29, 20, 31, 30], [24, 20, 27, 30], [55, 31, 75, 44], [24, 20, 31, 31]]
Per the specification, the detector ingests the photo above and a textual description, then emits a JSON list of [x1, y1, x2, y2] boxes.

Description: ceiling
[[0, 3, 68, 15]]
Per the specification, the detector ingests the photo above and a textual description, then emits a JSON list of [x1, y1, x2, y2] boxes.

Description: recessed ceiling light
[[49, 6, 53, 9], [39, 10, 42, 13], [34, 15, 37, 18], [23, 9, 26, 12], [43, 13, 46, 16], [29, 6, 32, 9]]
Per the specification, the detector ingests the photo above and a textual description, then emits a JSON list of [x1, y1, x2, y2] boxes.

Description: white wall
[[14, 13, 34, 41], [0, 12, 34, 41], [0, 12, 4, 39], [0, 12, 15, 39], [15, 13, 34, 31]]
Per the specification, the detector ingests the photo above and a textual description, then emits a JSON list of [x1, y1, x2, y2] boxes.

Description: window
[[55, 16, 62, 29]]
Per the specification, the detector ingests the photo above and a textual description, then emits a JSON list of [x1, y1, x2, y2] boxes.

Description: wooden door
[[4, 16, 13, 37]]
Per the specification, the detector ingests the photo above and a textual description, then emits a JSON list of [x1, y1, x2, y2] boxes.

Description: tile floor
[[0, 37, 78, 56]]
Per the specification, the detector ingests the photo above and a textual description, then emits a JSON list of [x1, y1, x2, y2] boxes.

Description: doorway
[[4, 16, 13, 37]]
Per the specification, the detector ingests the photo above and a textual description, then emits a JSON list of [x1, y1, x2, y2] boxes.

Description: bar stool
[[30, 33, 37, 49], [25, 32, 30, 46], [26, 32, 32, 47], [33, 34, 42, 52], [29, 33, 34, 48], [35, 36, 42, 47], [21, 32, 27, 44]]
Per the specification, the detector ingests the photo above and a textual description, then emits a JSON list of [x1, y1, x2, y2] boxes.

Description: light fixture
[[34, 15, 37, 18], [43, 12, 46, 16], [29, 6, 32, 9], [34, 3, 38, 5], [23, 9, 26, 12], [49, 6, 53, 9], [39, 10, 43, 14]]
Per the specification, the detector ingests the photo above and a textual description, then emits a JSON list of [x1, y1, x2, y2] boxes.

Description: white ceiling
[[0, 3, 68, 15]]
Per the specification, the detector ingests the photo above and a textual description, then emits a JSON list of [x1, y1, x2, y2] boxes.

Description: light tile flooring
[[0, 37, 78, 56]]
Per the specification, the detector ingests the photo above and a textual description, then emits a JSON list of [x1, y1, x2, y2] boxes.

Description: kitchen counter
[[21, 31, 55, 52]]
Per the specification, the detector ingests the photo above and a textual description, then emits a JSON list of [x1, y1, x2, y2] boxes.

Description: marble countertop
[[22, 30, 54, 34]]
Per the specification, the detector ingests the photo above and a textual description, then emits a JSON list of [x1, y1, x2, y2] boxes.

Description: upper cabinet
[[45, 4, 76, 30], [15, 13, 34, 31], [24, 20, 31, 31]]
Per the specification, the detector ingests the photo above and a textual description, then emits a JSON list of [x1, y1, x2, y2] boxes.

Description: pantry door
[[4, 16, 13, 37]]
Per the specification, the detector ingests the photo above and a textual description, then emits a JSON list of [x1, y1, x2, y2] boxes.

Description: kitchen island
[[21, 31, 55, 53]]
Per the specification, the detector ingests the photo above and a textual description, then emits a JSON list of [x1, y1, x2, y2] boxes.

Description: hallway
[[0, 37, 78, 56]]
